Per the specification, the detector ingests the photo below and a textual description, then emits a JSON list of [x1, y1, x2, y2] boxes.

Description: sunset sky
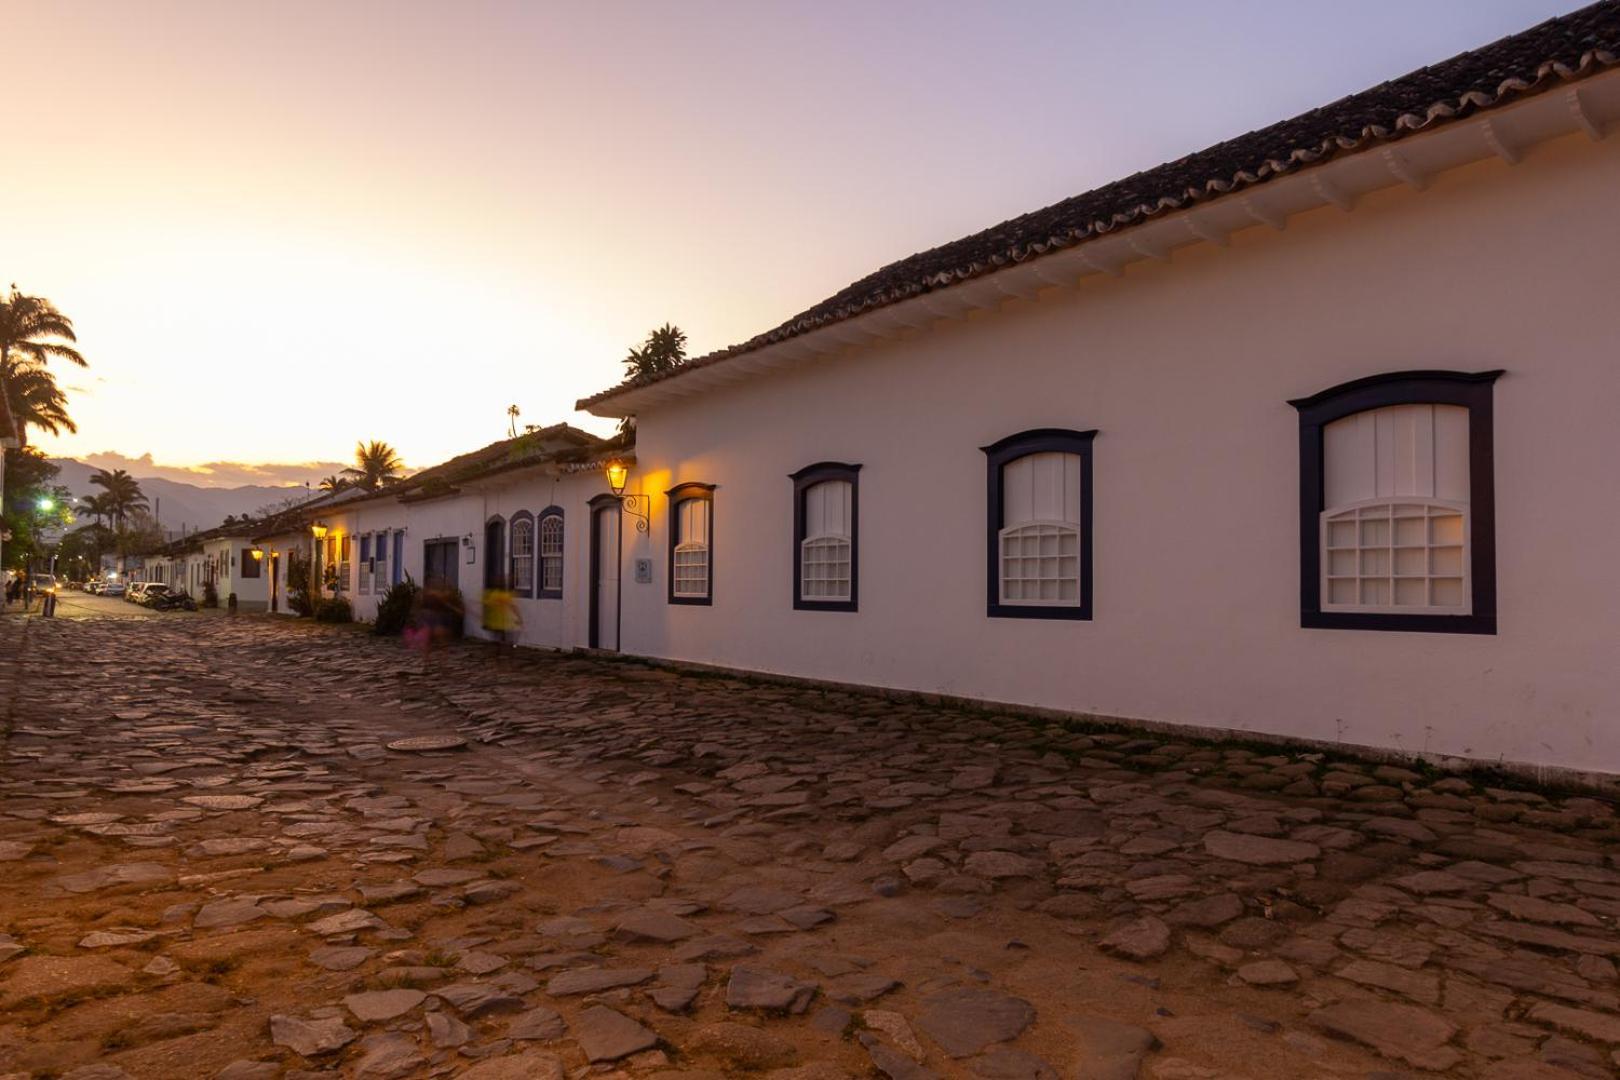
[[7, 0, 1572, 482]]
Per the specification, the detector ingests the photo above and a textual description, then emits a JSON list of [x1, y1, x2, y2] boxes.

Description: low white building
[[142, 521, 271, 609], [253, 425, 624, 650], [561, 11, 1620, 780], [219, 10, 1618, 782]]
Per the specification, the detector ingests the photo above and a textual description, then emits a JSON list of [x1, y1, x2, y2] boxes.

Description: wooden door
[[424, 539, 459, 593], [590, 504, 620, 650]]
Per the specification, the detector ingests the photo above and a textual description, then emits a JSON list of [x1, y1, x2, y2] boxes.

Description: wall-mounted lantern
[[310, 522, 329, 540], [604, 459, 649, 534], [250, 547, 264, 561], [605, 460, 630, 496]]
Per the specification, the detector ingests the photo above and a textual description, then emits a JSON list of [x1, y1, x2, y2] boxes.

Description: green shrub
[[285, 548, 315, 617], [314, 596, 353, 623], [373, 575, 419, 636]]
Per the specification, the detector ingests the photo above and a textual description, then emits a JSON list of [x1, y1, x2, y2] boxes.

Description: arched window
[[538, 507, 564, 598], [483, 516, 505, 589], [982, 429, 1095, 620], [791, 462, 860, 611], [509, 512, 535, 596], [1290, 370, 1501, 634], [667, 483, 715, 605]]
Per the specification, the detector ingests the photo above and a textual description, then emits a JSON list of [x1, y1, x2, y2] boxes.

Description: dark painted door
[[589, 503, 620, 650], [423, 539, 459, 592]]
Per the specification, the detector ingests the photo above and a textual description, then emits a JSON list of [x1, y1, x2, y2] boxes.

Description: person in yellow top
[[481, 579, 521, 659]]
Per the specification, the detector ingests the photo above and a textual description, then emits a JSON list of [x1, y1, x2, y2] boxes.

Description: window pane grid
[[673, 542, 709, 597], [999, 522, 1080, 605], [800, 536, 851, 600], [1322, 501, 1467, 613], [539, 516, 563, 593], [510, 520, 534, 592]]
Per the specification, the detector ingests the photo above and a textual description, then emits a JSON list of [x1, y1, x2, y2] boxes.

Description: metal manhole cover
[[386, 735, 468, 752]]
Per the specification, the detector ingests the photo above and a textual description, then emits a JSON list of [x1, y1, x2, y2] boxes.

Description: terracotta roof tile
[[579, 2, 1620, 410]]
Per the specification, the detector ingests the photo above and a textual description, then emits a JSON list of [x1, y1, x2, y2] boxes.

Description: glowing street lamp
[[604, 460, 629, 497], [603, 460, 648, 533]]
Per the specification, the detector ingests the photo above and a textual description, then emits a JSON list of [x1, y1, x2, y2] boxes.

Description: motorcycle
[[150, 590, 199, 612]]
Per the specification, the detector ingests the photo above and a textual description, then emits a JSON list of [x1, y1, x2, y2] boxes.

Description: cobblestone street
[[0, 610, 1617, 1079]]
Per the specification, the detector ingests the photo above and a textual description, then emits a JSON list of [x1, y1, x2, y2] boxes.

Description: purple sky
[[7, 0, 1576, 476]]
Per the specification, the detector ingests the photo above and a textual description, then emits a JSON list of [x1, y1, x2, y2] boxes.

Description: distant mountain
[[49, 459, 311, 534]]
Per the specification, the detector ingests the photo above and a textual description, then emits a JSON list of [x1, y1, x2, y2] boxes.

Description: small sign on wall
[[634, 558, 653, 584]]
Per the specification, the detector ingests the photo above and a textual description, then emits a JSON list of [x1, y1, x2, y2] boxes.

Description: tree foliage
[[0, 287, 85, 446], [88, 468, 148, 530], [622, 323, 687, 382], [0, 355, 76, 443], [343, 440, 404, 491], [617, 323, 687, 436], [285, 547, 315, 617], [1, 449, 71, 569]]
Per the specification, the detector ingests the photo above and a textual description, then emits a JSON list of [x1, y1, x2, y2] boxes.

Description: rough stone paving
[[0, 610, 1617, 1079]]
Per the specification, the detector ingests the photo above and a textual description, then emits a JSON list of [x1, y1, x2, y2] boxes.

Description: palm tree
[[342, 440, 404, 491], [88, 468, 148, 530], [79, 492, 114, 530], [507, 404, 520, 438], [0, 287, 85, 445], [319, 474, 350, 493], [0, 355, 76, 444], [618, 324, 687, 436], [622, 323, 687, 382]]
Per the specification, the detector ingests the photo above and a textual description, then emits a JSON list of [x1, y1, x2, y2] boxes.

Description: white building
[[559, 11, 1620, 780], [220, 10, 1618, 782], [254, 425, 624, 649], [143, 521, 270, 609]]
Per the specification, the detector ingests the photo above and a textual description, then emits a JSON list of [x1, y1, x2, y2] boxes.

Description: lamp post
[[604, 460, 649, 533]]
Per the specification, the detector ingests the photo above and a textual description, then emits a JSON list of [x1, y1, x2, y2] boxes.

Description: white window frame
[[668, 488, 713, 604], [539, 512, 564, 596], [998, 519, 1082, 607], [1320, 498, 1470, 616], [510, 516, 535, 595]]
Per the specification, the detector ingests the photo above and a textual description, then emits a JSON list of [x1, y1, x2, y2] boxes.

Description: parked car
[[125, 582, 150, 604], [84, 580, 101, 594], [101, 581, 126, 598], [31, 574, 57, 594], [137, 583, 171, 607]]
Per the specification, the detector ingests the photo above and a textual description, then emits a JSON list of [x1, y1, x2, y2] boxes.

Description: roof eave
[[579, 47, 1620, 418]]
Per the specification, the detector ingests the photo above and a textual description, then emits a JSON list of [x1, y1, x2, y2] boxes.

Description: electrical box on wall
[[634, 558, 653, 584]]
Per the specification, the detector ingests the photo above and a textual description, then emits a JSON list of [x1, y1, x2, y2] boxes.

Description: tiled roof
[[248, 425, 620, 536], [579, 2, 1620, 411], [388, 423, 615, 502]]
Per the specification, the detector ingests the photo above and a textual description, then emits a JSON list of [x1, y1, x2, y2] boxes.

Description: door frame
[[422, 536, 460, 593], [588, 494, 622, 651], [269, 553, 280, 612]]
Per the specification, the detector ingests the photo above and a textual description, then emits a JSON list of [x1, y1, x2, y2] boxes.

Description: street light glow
[[37, 497, 55, 511]]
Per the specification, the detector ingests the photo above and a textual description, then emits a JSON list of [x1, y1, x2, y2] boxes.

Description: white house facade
[[250, 425, 625, 651], [563, 12, 1620, 780]]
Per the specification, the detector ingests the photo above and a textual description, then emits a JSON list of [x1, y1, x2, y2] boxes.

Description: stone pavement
[[0, 613, 1617, 1079]]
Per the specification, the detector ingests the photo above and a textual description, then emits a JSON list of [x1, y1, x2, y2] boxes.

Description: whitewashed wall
[[309, 470, 612, 648], [454, 470, 613, 650], [615, 130, 1620, 775]]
